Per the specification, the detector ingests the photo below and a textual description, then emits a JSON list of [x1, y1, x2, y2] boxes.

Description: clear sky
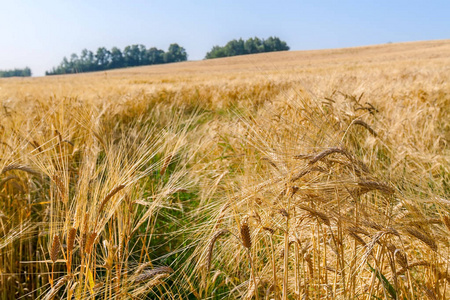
[[1, 0, 449, 77]]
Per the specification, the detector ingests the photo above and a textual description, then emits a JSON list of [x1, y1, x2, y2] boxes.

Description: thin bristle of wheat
[[240, 219, 251, 249], [405, 227, 437, 251], [67, 227, 76, 253], [51, 234, 60, 263], [352, 119, 378, 137], [133, 266, 173, 283], [98, 184, 125, 213], [1, 163, 40, 175], [206, 229, 229, 271]]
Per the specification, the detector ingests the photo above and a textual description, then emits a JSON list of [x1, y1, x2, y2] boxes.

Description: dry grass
[[0, 39, 449, 299]]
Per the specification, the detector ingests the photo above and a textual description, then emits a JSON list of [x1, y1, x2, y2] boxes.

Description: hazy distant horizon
[[1, 0, 449, 77]]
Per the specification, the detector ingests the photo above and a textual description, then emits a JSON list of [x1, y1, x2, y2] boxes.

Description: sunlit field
[[0, 39, 449, 299]]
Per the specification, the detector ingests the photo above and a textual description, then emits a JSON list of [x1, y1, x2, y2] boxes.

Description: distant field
[[0, 40, 449, 299]]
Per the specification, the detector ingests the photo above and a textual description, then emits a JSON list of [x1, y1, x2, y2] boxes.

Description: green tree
[[0, 67, 32, 77], [244, 37, 264, 54], [137, 44, 147, 65], [225, 38, 245, 56], [166, 44, 187, 62], [205, 46, 227, 59], [80, 49, 95, 72], [146, 47, 164, 64], [46, 43, 188, 75], [205, 36, 289, 59], [95, 47, 111, 69], [263, 36, 289, 52], [123, 45, 142, 66], [109, 47, 124, 69]]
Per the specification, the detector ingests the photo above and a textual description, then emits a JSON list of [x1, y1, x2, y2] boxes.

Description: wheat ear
[[98, 184, 125, 214], [132, 266, 173, 283], [85, 232, 98, 254], [44, 275, 69, 300], [160, 154, 173, 177], [50, 234, 60, 288], [240, 217, 258, 300], [67, 227, 76, 274], [240, 219, 251, 249], [1, 163, 40, 175], [442, 215, 450, 232], [405, 228, 437, 251], [206, 229, 229, 271], [352, 119, 378, 137], [308, 147, 348, 165], [51, 234, 60, 263], [297, 204, 331, 226]]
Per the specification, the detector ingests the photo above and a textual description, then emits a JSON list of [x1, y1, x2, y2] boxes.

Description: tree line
[[18, 36, 290, 76], [0, 67, 31, 78], [45, 43, 187, 75], [205, 36, 289, 59]]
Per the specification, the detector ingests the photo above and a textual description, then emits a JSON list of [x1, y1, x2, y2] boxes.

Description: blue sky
[[1, 0, 449, 76]]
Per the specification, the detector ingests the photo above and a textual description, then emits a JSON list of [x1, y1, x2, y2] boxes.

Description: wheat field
[[0, 39, 449, 299]]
